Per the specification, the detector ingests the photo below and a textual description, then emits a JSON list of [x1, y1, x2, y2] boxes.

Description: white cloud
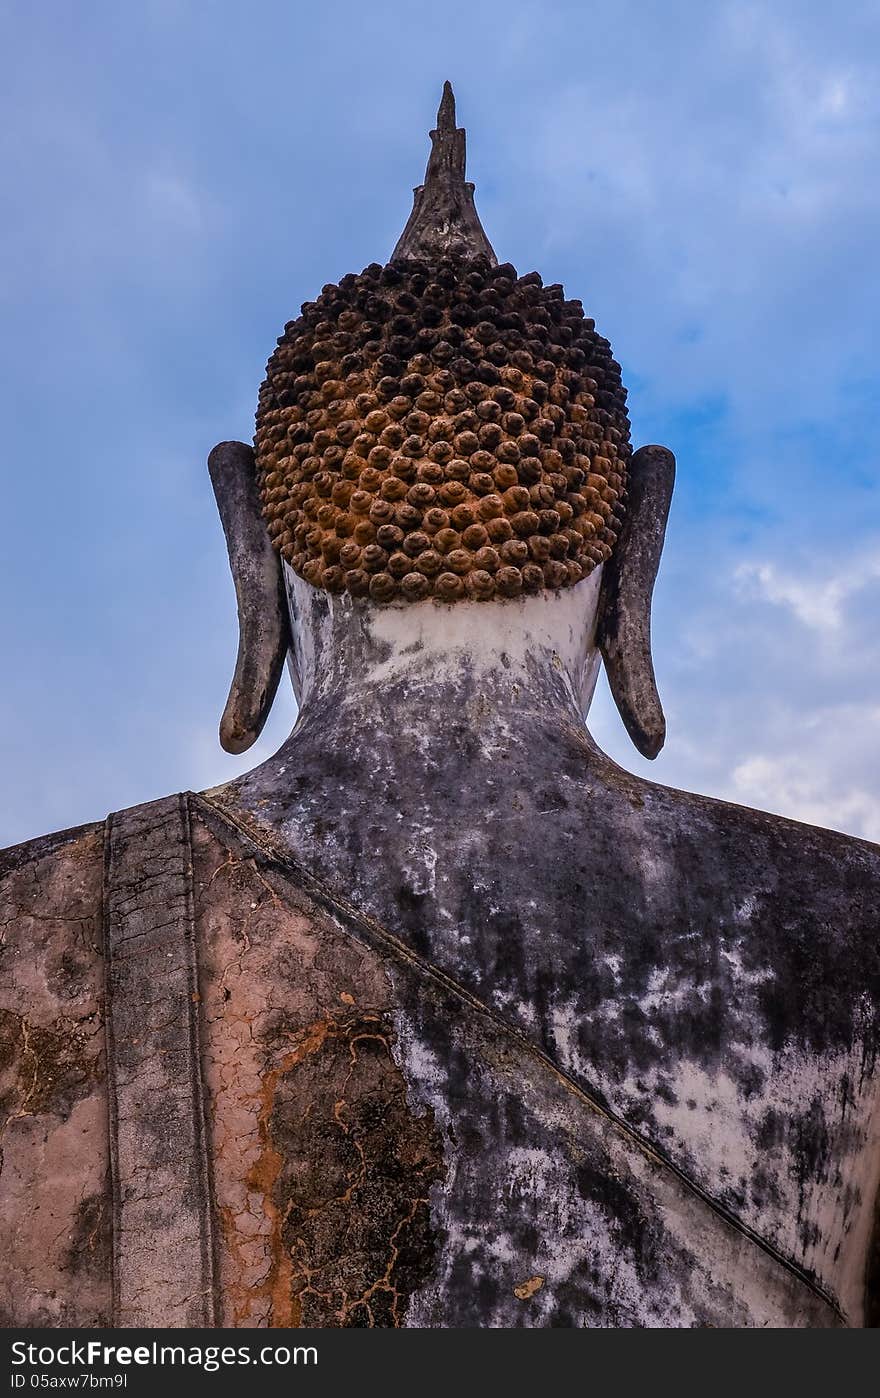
[[735, 550, 880, 631], [140, 170, 204, 232], [730, 747, 880, 843], [592, 537, 880, 846]]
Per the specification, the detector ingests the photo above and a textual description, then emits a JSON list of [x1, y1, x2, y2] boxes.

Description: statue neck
[[283, 565, 603, 734], [214, 566, 609, 931]]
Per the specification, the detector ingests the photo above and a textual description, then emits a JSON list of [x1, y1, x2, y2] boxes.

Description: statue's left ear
[[208, 441, 290, 754], [597, 444, 675, 759]]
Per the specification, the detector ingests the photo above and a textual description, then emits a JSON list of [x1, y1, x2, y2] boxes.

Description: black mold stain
[[0, 1008, 101, 1124], [265, 1011, 446, 1327], [64, 1188, 112, 1290]]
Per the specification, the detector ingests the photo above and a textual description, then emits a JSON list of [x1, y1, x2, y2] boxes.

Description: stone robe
[[2, 767, 879, 1328]]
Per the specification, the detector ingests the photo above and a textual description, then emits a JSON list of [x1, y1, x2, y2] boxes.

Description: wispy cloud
[[735, 550, 880, 631], [593, 537, 880, 844], [140, 170, 204, 233], [731, 744, 880, 843]]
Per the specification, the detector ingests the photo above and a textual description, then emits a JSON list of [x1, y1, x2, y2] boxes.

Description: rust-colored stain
[[193, 822, 446, 1328], [246, 1017, 335, 1328], [241, 1011, 445, 1328], [216, 1021, 329, 1329], [514, 1274, 545, 1301]]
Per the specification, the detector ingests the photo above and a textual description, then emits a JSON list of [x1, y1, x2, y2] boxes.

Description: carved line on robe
[[100, 822, 121, 1327], [191, 790, 845, 1323], [180, 792, 222, 1321], [102, 794, 219, 1327]]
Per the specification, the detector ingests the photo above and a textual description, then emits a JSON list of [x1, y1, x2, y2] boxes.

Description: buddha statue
[[2, 84, 879, 1331]]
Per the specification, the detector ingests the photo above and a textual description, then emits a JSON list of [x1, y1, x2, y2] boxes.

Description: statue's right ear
[[597, 444, 675, 760], [208, 441, 290, 754]]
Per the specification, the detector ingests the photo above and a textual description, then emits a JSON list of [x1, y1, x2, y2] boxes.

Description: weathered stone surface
[[192, 808, 444, 1327], [210, 569, 880, 1324], [1, 777, 876, 1326], [209, 441, 290, 754], [0, 824, 109, 1326], [192, 799, 842, 1327], [103, 796, 217, 1327], [392, 81, 497, 264], [598, 444, 675, 757]]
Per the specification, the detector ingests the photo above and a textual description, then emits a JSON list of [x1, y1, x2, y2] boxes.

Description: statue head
[[256, 253, 629, 604], [209, 85, 674, 759]]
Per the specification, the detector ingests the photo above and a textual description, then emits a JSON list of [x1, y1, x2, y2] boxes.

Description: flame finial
[[437, 79, 456, 133], [391, 82, 496, 264]]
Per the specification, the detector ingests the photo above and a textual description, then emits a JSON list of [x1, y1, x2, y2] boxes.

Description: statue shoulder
[[0, 817, 106, 975], [591, 754, 880, 1016], [0, 816, 104, 882], [621, 763, 880, 897], [593, 746, 879, 883]]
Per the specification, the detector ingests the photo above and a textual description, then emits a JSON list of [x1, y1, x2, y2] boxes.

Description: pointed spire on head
[[391, 82, 497, 264], [437, 79, 456, 137]]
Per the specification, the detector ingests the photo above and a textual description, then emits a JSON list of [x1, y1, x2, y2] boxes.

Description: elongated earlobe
[[597, 444, 675, 759], [208, 441, 290, 754]]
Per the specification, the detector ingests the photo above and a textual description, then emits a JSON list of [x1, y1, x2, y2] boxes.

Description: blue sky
[[2, 0, 879, 847]]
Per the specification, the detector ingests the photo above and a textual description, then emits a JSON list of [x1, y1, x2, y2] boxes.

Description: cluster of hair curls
[[255, 255, 630, 603]]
